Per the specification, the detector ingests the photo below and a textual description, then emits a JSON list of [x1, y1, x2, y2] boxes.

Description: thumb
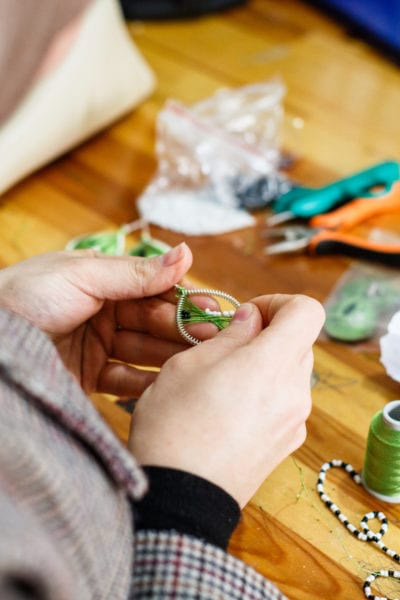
[[197, 302, 263, 360], [74, 242, 193, 301]]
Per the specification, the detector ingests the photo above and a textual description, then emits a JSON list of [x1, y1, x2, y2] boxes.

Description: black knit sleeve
[[133, 466, 241, 550]]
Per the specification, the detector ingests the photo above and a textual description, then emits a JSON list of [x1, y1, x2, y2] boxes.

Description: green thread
[[176, 288, 233, 331], [362, 401, 400, 502], [175, 285, 240, 345], [65, 220, 170, 258], [66, 229, 126, 255]]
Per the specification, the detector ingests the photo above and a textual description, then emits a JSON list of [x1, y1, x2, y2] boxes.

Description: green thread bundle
[[177, 290, 233, 331], [362, 400, 400, 503], [66, 230, 127, 255], [66, 221, 170, 258]]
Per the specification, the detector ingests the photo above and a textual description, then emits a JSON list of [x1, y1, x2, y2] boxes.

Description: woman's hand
[[0, 244, 198, 396], [129, 294, 325, 507]]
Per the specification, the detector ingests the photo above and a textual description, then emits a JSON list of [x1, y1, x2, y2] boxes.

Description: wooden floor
[[2, 1, 400, 598]]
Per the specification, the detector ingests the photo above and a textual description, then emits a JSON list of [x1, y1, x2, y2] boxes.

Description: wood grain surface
[[1, 1, 400, 598]]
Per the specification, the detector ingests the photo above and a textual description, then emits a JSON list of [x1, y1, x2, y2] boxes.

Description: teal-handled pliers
[[268, 160, 400, 226], [265, 181, 400, 265]]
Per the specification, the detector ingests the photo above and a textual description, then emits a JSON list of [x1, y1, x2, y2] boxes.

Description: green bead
[[324, 297, 377, 342]]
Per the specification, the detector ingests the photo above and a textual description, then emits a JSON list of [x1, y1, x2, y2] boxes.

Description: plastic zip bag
[[138, 80, 287, 235]]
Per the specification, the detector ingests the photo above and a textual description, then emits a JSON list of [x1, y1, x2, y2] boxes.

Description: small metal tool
[[264, 225, 311, 254]]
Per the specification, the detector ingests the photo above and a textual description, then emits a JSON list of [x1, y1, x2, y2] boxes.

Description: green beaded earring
[[175, 285, 240, 345]]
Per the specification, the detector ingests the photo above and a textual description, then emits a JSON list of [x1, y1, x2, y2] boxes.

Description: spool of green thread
[[362, 400, 400, 503]]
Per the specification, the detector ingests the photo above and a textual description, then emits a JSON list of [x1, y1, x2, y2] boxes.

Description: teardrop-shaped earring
[[175, 284, 240, 345]]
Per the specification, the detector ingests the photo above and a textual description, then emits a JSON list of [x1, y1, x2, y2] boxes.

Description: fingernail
[[162, 243, 186, 266], [231, 303, 254, 322]]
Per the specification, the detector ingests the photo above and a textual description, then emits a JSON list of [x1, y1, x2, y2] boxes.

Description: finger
[[116, 297, 182, 342], [154, 282, 222, 309], [158, 287, 222, 319], [251, 294, 325, 353], [301, 348, 315, 375], [97, 362, 158, 397], [116, 299, 219, 346], [187, 294, 323, 372], [112, 330, 187, 366], [176, 290, 224, 341], [116, 293, 221, 343], [70, 242, 192, 301], [185, 321, 219, 341], [186, 302, 263, 363]]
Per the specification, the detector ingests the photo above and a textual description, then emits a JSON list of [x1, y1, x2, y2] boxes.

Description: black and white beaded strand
[[317, 460, 400, 600]]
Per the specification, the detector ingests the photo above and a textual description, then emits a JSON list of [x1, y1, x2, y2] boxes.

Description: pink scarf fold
[[0, 0, 92, 125]]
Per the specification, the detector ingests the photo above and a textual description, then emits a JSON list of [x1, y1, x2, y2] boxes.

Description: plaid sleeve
[[131, 530, 288, 600]]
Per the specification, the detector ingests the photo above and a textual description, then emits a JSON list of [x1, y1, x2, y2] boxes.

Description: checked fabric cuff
[[132, 530, 288, 599]]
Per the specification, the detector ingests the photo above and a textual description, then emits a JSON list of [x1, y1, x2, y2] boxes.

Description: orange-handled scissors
[[264, 181, 400, 265], [310, 181, 400, 230]]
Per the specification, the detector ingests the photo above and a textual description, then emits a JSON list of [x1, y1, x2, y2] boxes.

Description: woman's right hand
[[129, 293, 325, 508]]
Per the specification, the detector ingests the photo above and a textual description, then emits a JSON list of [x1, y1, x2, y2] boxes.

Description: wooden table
[[1, 1, 400, 598]]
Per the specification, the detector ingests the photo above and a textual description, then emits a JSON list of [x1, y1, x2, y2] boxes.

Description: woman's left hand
[[0, 244, 198, 396]]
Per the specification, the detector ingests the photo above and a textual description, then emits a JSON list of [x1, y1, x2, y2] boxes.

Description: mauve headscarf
[[0, 0, 92, 126]]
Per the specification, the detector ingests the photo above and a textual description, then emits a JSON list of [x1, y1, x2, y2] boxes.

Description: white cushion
[[0, 0, 155, 194]]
